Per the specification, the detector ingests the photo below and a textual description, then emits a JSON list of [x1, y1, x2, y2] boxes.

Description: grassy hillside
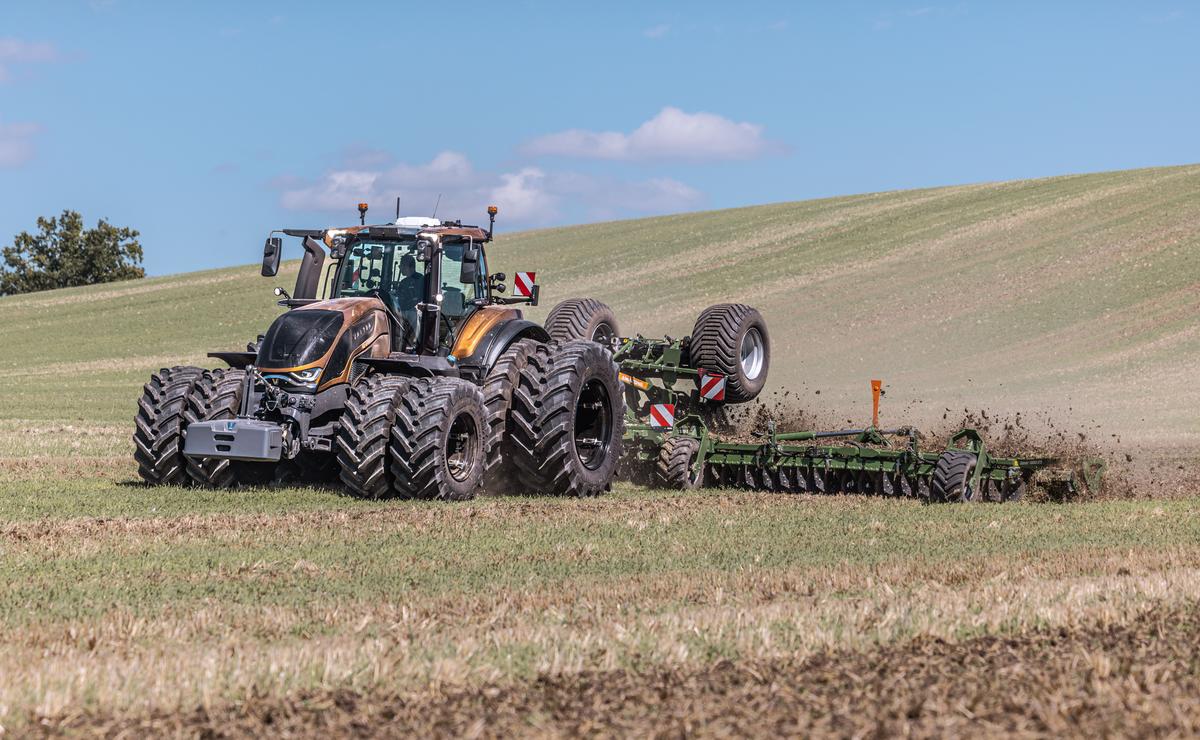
[[2, 164, 1197, 463]]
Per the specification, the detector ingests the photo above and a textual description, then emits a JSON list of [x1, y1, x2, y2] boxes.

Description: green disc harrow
[[615, 333, 1104, 502]]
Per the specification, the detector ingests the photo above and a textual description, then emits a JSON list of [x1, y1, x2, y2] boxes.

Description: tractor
[[133, 204, 626, 500]]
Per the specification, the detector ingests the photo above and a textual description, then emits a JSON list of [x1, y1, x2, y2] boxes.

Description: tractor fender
[[354, 354, 456, 378], [462, 318, 550, 373], [208, 351, 257, 368]]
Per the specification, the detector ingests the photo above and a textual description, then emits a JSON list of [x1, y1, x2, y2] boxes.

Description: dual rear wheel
[[337, 337, 625, 500]]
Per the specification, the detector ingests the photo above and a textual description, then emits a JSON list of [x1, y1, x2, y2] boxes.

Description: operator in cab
[[392, 254, 423, 347]]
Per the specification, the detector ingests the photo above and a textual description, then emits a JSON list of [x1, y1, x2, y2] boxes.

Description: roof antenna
[[395, 196, 401, 220], [431, 193, 442, 219]]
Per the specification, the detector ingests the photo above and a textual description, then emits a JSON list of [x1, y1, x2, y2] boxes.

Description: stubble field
[[2, 165, 1199, 735]]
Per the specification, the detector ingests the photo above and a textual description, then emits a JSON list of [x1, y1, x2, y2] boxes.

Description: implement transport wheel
[[133, 365, 205, 485], [931, 451, 980, 503], [510, 340, 625, 497], [336, 374, 412, 499], [481, 339, 540, 494], [185, 369, 277, 488], [390, 378, 488, 501], [689, 303, 769, 403], [655, 435, 704, 490], [544, 298, 620, 347]]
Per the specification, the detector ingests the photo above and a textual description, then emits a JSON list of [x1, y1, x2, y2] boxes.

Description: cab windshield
[[333, 237, 486, 348]]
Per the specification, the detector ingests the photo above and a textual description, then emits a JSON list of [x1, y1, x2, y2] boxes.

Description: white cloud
[[0, 37, 59, 83], [0, 38, 59, 63], [523, 107, 772, 162], [0, 120, 41, 168], [491, 168, 556, 222], [276, 151, 704, 227]]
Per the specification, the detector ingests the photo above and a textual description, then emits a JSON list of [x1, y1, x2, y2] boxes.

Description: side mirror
[[459, 243, 480, 283], [459, 259, 479, 284], [261, 236, 282, 277]]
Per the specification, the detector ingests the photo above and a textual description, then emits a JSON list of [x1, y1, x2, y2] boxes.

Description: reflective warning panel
[[513, 271, 537, 297], [649, 403, 675, 429], [698, 369, 726, 401]]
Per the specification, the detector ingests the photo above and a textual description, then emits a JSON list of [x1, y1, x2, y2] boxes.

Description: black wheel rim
[[574, 378, 612, 471], [591, 322, 616, 347], [446, 411, 479, 483]]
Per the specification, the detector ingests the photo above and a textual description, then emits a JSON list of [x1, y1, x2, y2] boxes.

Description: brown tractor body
[[133, 207, 626, 500]]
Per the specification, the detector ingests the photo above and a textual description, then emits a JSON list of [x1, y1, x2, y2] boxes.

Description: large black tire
[[336, 374, 412, 499], [689, 304, 769, 404], [509, 340, 625, 497], [655, 435, 704, 490], [133, 365, 205, 485], [185, 369, 276, 488], [931, 451, 979, 503], [481, 339, 540, 494], [390, 378, 488, 501], [544, 298, 620, 347]]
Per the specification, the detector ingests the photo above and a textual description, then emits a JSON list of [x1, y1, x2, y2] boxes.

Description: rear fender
[[461, 319, 550, 373]]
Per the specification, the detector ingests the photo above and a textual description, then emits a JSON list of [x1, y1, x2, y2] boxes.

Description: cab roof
[[281, 222, 490, 248]]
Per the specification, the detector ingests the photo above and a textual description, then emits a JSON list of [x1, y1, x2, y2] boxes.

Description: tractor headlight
[[265, 367, 322, 389], [290, 367, 322, 383]]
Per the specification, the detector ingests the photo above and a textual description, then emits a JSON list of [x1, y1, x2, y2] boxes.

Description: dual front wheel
[[336, 375, 488, 501]]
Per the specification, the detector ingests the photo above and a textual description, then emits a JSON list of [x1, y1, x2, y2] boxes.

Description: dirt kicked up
[[715, 392, 1200, 501], [37, 601, 1200, 737]]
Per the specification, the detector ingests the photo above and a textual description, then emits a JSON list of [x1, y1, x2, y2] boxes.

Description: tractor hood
[[257, 297, 389, 392]]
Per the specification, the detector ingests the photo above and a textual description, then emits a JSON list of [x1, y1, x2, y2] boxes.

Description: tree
[[1, 210, 145, 295]]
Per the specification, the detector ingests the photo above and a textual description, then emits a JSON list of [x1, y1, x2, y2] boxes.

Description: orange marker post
[[871, 379, 882, 428]]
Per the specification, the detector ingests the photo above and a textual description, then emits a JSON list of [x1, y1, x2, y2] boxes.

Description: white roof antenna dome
[[394, 216, 442, 227]]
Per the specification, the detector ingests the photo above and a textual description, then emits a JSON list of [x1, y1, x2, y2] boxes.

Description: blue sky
[[1, 1, 1197, 276]]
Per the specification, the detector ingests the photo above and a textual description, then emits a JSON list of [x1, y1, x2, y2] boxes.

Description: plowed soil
[[38, 601, 1200, 738]]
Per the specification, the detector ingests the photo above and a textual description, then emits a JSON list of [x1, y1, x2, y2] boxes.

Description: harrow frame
[[614, 336, 1104, 501]]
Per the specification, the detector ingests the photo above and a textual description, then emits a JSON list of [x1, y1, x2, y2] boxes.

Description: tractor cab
[[249, 205, 544, 391], [329, 225, 489, 354]]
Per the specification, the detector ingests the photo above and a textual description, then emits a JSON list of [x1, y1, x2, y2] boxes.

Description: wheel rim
[[740, 328, 764, 380], [445, 411, 479, 483], [574, 379, 612, 471], [591, 321, 616, 347], [960, 464, 977, 501]]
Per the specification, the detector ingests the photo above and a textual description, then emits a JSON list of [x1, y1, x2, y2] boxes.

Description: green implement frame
[[614, 336, 1104, 501]]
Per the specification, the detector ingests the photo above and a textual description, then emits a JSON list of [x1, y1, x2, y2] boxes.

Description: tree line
[[1, 210, 145, 296]]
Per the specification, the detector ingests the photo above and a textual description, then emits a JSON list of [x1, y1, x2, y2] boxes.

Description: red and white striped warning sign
[[698, 369, 726, 401], [649, 403, 675, 429], [513, 271, 536, 297]]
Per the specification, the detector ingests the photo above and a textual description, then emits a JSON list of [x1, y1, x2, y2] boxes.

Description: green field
[[3, 165, 1200, 735]]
